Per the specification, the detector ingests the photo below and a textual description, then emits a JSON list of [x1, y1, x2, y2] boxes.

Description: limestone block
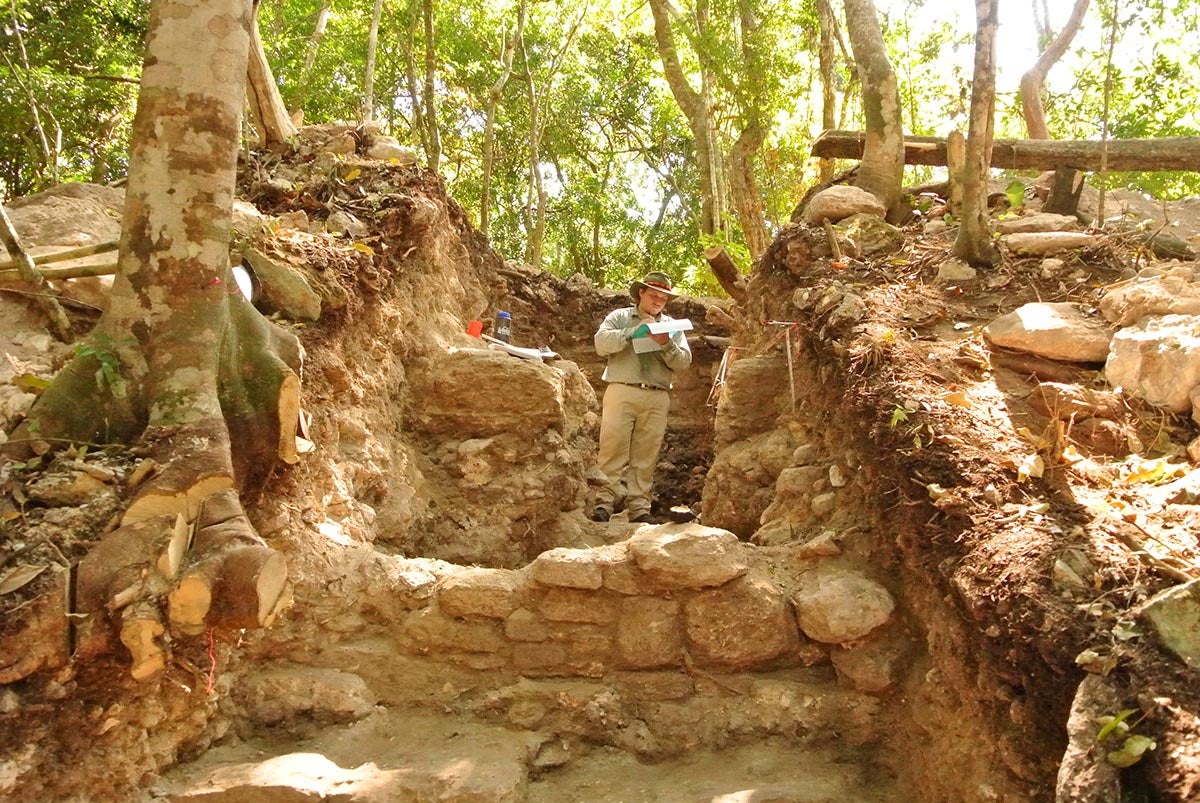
[[802, 185, 887, 225], [627, 525, 747, 589], [1106, 314, 1200, 413], [684, 572, 798, 668], [713, 356, 791, 446], [243, 247, 322, 321], [366, 137, 419, 163], [409, 352, 594, 438], [437, 568, 522, 619], [983, 302, 1113, 363], [538, 588, 618, 624], [616, 598, 683, 669], [6, 182, 124, 246], [839, 213, 903, 255], [529, 547, 603, 589], [402, 607, 506, 654], [830, 635, 909, 693], [793, 569, 895, 644], [1099, 270, 1200, 326], [512, 643, 569, 674], [505, 608, 549, 642], [233, 667, 375, 726], [595, 544, 644, 596], [1003, 231, 1097, 255], [935, 259, 977, 283], [994, 213, 1081, 234], [1140, 579, 1200, 670]]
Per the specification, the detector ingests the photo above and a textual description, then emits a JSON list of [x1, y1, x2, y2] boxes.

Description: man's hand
[[649, 332, 670, 345]]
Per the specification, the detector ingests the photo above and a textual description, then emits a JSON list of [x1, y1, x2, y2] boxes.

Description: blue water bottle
[[494, 311, 512, 343]]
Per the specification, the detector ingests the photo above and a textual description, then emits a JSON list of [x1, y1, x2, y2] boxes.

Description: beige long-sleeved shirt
[[594, 306, 692, 390]]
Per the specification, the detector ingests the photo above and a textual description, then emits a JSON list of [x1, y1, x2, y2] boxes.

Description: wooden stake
[[0, 204, 74, 341]]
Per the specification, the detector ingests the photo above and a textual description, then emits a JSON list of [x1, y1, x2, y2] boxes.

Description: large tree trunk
[[247, 0, 298, 147], [953, 0, 1000, 267], [727, 0, 770, 261], [842, 0, 904, 213], [6, 0, 297, 679], [1020, 0, 1090, 139]]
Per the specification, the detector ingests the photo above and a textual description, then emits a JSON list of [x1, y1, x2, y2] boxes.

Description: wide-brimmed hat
[[629, 270, 680, 302]]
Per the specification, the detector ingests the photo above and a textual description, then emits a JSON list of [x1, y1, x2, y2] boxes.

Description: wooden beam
[[812, 129, 1200, 172]]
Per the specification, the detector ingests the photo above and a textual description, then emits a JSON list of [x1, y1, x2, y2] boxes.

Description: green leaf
[[1097, 709, 1137, 741], [890, 407, 909, 427], [1004, 179, 1025, 211], [1107, 735, 1156, 768], [13, 374, 50, 393]]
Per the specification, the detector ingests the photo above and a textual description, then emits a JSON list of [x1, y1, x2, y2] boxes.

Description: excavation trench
[[0, 145, 1077, 802]]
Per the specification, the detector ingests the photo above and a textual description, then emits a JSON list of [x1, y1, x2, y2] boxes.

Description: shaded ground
[[1, 139, 1199, 802]]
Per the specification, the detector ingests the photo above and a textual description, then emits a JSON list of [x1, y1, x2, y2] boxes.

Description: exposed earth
[[1, 129, 1199, 802]]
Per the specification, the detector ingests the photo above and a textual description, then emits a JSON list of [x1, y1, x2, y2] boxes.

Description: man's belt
[[612, 381, 668, 391]]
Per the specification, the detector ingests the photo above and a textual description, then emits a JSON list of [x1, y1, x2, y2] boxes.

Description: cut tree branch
[[812, 130, 1200, 172]]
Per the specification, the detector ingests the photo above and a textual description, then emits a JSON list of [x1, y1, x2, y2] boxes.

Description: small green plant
[[1096, 708, 1156, 768], [75, 336, 127, 399]]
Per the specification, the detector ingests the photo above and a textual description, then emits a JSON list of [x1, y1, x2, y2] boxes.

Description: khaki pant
[[595, 382, 670, 518]]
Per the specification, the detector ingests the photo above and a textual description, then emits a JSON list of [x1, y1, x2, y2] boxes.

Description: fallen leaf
[[344, 167, 361, 181], [13, 374, 50, 393], [1017, 453, 1045, 482], [349, 242, 375, 255], [0, 563, 48, 595], [942, 390, 971, 408]]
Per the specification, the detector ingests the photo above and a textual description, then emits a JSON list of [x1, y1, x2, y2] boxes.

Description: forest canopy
[[3, 0, 1200, 291]]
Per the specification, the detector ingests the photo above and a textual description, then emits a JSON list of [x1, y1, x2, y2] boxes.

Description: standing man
[[591, 270, 692, 523]]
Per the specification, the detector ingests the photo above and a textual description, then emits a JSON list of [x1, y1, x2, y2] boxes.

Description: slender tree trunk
[[648, 0, 725, 238], [1020, 0, 1090, 139], [246, 0, 298, 146], [842, 0, 904, 213], [815, 0, 839, 182], [7, 0, 297, 679], [5, 0, 60, 187], [953, 0, 1000, 267], [402, 5, 430, 156], [363, 0, 384, 123], [421, 0, 441, 173], [480, 0, 526, 237], [0, 205, 73, 340], [292, 0, 332, 116]]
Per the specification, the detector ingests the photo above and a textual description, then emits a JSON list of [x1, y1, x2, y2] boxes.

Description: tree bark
[[479, 0, 526, 237], [842, 0, 904, 213], [703, 244, 747, 303], [1020, 0, 1090, 139], [362, 0, 385, 123], [727, 0, 770, 260], [812, 129, 1200, 172], [648, 0, 726, 238], [6, 0, 297, 679], [815, 0, 839, 182], [421, 0, 442, 173], [246, 1, 298, 147], [953, 0, 1000, 267]]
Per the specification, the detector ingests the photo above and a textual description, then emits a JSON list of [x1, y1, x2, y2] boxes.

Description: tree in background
[[1020, 0, 1090, 138], [842, 0, 904, 214], [6, 0, 297, 678], [953, 0, 1000, 267], [0, 0, 146, 198]]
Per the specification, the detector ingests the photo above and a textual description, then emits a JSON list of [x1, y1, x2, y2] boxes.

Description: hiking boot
[[629, 512, 655, 524], [590, 506, 611, 522]]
